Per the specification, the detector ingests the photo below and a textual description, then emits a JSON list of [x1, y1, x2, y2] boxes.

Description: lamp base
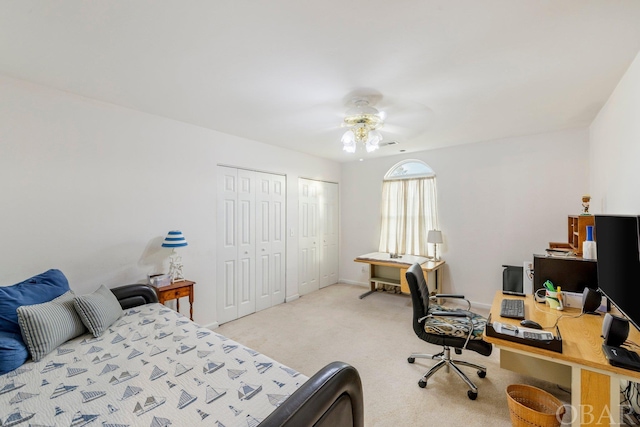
[[168, 250, 185, 283]]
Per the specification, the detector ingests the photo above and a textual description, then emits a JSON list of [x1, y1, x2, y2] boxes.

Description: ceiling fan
[[338, 89, 433, 155], [340, 97, 384, 153]]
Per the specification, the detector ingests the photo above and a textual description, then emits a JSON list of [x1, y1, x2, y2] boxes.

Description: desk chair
[[406, 263, 492, 400]]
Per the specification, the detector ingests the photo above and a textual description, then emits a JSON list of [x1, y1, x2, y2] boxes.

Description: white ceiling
[[2, 1, 640, 162]]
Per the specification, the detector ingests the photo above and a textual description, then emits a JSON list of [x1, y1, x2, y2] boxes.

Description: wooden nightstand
[[155, 280, 195, 320]]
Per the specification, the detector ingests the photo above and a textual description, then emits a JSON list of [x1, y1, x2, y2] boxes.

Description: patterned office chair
[[406, 263, 492, 400]]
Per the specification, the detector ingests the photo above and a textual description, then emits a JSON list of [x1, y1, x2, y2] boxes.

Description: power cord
[[532, 288, 584, 330]]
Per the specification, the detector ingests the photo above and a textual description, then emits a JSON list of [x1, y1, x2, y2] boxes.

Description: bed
[[0, 273, 363, 427]]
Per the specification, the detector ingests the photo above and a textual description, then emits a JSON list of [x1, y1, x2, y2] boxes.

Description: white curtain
[[378, 177, 439, 257]]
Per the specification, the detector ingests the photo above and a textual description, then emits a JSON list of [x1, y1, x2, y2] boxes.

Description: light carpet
[[216, 283, 571, 426]]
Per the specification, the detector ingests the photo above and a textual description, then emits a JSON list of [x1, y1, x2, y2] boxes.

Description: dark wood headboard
[[110, 283, 158, 309]]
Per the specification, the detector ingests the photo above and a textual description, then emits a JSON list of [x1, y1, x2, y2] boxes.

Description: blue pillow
[[0, 269, 70, 337], [0, 331, 29, 375]]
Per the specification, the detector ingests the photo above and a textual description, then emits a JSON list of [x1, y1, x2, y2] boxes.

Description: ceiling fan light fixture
[[365, 130, 382, 153], [353, 123, 369, 141], [341, 97, 385, 155], [341, 130, 357, 153], [342, 112, 384, 130]]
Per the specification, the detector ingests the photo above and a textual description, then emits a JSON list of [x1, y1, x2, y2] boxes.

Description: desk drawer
[[159, 287, 190, 301]]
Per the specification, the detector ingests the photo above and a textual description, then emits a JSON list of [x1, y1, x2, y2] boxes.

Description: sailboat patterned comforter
[[0, 303, 308, 427]]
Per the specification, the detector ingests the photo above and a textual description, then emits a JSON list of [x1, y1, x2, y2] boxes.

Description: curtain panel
[[378, 177, 439, 257]]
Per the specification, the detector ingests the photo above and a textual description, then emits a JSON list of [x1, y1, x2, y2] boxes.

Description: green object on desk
[[543, 280, 556, 292]]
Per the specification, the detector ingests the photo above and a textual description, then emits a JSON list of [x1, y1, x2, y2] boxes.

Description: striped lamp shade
[[161, 230, 188, 248]]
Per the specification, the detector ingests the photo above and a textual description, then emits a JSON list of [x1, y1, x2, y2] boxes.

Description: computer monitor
[[533, 255, 597, 294], [594, 215, 640, 331]]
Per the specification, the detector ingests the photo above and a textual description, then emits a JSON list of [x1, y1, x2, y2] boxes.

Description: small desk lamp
[[427, 230, 443, 261], [162, 230, 188, 282]]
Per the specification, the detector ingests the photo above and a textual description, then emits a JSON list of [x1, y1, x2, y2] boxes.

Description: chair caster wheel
[[455, 349, 462, 355], [477, 370, 486, 378], [408, 357, 415, 363], [418, 379, 427, 388], [467, 390, 478, 400]]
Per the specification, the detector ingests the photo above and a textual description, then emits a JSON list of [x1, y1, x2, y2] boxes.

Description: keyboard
[[500, 299, 525, 319], [603, 345, 640, 372]]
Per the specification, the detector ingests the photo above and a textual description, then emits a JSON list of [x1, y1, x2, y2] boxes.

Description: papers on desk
[[492, 321, 554, 341], [485, 314, 563, 353], [355, 252, 429, 265]]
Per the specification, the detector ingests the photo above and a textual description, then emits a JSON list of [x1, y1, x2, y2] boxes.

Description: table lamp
[[162, 230, 188, 282], [427, 230, 443, 261]]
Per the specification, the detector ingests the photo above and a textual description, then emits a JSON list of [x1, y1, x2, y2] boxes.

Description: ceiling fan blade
[[381, 123, 426, 140], [378, 99, 434, 134]]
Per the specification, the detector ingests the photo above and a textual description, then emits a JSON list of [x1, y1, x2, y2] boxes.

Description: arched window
[[379, 160, 439, 257], [384, 159, 435, 180]]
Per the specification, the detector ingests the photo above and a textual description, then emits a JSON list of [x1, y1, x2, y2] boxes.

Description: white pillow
[[17, 290, 86, 361], [74, 285, 123, 337]]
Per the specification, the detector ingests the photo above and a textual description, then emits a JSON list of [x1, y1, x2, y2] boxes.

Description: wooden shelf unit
[[567, 215, 595, 256]]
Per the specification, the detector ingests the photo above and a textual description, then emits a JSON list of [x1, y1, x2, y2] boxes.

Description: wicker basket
[[506, 384, 566, 427]]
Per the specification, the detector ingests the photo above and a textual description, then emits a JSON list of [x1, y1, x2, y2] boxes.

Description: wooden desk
[[155, 280, 195, 320], [354, 255, 445, 299], [485, 291, 640, 426]]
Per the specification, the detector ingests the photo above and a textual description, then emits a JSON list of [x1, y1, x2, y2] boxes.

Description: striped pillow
[[73, 285, 123, 337], [17, 290, 87, 361]]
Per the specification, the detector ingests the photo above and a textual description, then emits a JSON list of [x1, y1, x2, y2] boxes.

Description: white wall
[[590, 49, 640, 214], [0, 75, 340, 328], [340, 128, 590, 307]]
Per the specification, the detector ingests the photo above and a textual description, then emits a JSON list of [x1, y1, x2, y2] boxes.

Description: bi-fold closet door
[[217, 166, 286, 324], [298, 178, 339, 296]]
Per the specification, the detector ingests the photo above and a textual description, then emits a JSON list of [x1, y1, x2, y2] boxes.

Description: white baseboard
[[338, 279, 369, 287], [204, 295, 302, 328], [203, 321, 219, 330], [470, 301, 492, 311], [339, 279, 491, 310]]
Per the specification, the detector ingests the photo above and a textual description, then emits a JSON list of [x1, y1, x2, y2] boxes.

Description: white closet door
[[320, 182, 339, 288], [217, 166, 286, 324], [298, 178, 320, 295], [271, 176, 286, 306], [255, 173, 271, 312], [255, 173, 286, 312], [216, 166, 240, 325], [236, 169, 256, 319]]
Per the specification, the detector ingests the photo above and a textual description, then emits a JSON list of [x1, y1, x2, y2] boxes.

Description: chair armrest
[[431, 294, 471, 311], [430, 310, 468, 318], [418, 310, 472, 322]]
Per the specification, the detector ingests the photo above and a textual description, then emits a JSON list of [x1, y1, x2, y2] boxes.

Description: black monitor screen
[[533, 255, 597, 294], [594, 215, 640, 331]]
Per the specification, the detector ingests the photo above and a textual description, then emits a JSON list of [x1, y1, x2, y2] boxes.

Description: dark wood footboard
[[110, 284, 365, 427], [260, 360, 364, 427]]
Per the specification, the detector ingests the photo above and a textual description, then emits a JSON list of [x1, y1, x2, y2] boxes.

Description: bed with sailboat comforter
[[0, 271, 363, 427]]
